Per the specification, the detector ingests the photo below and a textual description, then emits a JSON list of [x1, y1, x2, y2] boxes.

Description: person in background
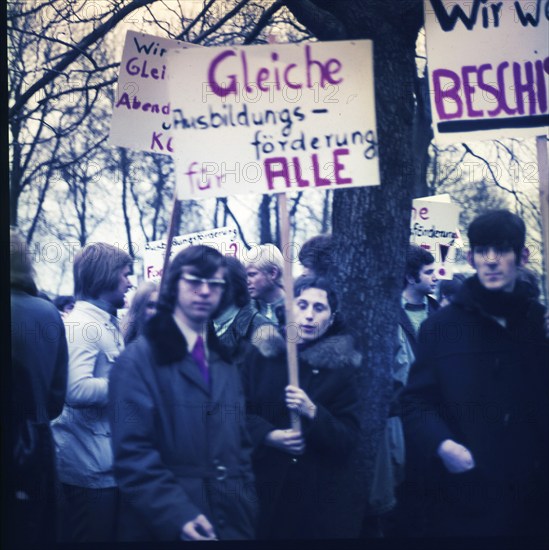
[[51, 242, 133, 542], [437, 273, 466, 307], [243, 275, 361, 539], [121, 281, 158, 344], [401, 209, 549, 536], [245, 243, 286, 326], [9, 227, 68, 546], [109, 245, 257, 541], [298, 234, 333, 277], [54, 295, 75, 318], [368, 245, 439, 537], [212, 256, 281, 369]]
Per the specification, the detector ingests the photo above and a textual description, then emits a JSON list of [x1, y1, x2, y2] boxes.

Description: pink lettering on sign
[[264, 149, 353, 191], [411, 206, 429, 221], [207, 45, 343, 98], [185, 162, 224, 194], [147, 265, 163, 279]]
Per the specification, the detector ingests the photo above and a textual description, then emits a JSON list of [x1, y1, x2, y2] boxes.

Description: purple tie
[[191, 335, 209, 385]]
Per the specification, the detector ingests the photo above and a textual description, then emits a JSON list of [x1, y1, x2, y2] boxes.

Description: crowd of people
[[9, 209, 549, 543]]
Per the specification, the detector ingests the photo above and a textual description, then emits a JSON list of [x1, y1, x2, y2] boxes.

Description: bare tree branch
[[9, 0, 156, 119]]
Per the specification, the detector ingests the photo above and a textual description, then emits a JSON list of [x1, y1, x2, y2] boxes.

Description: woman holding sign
[[242, 275, 361, 539]]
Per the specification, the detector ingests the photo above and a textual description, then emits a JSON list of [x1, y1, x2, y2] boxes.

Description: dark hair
[[218, 256, 249, 311], [158, 245, 227, 313], [405, 244, 435, 286], [298, 235, 333, 276], [293, 275, 339, 314], [73, 242, 132, 299], [122, 282, 158, 344], [438, 273, 466, 304], [10, 226, 37, 295], [467, 209, 526, 264], [54, 295, 75, 312]]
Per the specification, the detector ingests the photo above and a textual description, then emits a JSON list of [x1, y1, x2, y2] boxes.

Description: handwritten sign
[[424, 0, 549, 144], [143, 227, 242, 282], [410, 194, 461, 279], [166, 40, 379, 199], [110, 31, 197, 155]]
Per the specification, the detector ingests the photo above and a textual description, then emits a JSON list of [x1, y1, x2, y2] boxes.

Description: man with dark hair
[[109, 245, 257, 541], [51, 242, 133, 542], [401, 245, 439, 346], [401, 209, 549, 536]]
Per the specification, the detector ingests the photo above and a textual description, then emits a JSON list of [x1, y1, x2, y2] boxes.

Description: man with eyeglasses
[[109, 245, 257, 542]]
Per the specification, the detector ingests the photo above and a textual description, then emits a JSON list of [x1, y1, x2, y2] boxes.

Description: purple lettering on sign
[[265, 158, 291, 191], [433, 68, 463, 120], [333, 148, 352, 185], [206, 45, 344, 99]]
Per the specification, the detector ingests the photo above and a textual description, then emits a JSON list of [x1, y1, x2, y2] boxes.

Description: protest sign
[[166, 40, 379, 199], [424, 0, 549, 144], [109, 31, 197, 155], [410, 194, 461, 279], [143, 226, 242, 282]]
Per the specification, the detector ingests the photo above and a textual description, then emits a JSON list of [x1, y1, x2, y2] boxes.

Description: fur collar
[[144, 311, 230, 366], [252, 329, 362, 370], [299, 333, 362, 370]]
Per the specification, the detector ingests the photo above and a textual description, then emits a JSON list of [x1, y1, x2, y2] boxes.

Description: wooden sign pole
[[277, 192, 301, 433], [159, 192, 180, 294], [536, 135, 549, 305]]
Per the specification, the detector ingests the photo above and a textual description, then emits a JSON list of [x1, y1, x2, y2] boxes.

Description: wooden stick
[[159, 192, 180, 294], [536, 135, 549, 305], [277, 192, 301, 432]]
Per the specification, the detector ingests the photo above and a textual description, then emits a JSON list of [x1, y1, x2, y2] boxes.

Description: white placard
[[411, 195, 461, 279], [166, 40, 380, 199], [143, 227, 242, 282], [424, 0, 549, 144], [110, 31, 198, 155]]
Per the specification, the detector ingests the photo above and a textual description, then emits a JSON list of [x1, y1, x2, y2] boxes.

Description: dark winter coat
[[108, 312, 257, 542], [214, 303, 275, 369], [242, 329, 362, 539], [400, 277, 549, 536], [11, 288, 68, 544]]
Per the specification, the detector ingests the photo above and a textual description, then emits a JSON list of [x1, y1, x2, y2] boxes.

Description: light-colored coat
[[51, 300, 124, 488]]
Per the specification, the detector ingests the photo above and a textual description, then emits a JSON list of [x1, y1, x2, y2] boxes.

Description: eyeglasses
[[180, 273, 226, 290]]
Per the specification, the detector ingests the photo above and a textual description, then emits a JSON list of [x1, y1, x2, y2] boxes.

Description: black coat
[[10, 289, 68, 544], [242, 330, 361, 539], [109, 312, 257, 541], [400, 277, 549, 536]]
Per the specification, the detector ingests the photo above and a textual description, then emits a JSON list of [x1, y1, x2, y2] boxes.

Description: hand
[[265, 429, 305, 455], [285, 385, 317, 420], [181, 514, 217, 541], [437, 439, 475, 474]]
